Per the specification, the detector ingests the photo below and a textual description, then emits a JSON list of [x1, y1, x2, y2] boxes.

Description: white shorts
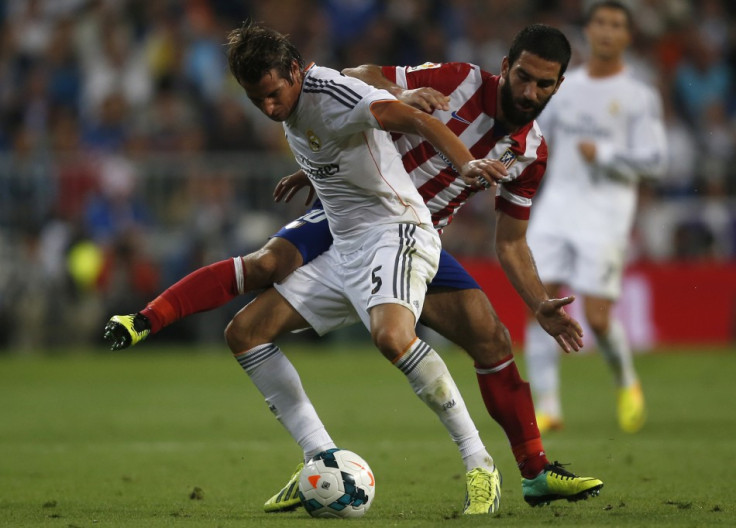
[[526, 227, 627, 300], [274, 223, 440, 335]]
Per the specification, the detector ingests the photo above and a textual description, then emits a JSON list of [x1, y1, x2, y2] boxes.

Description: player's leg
[[370, 301, 500, 514], [420, 286, 549, 479], [225, 286, 337, 461], [420, 250, 549, 477], [102, 237, 302, 350], [419, 253, 602, 505], [422, 289, 603, 506], [365, 231, 500, 515], [224, 286, 339, 512], [524, 281, 565, 432], [103, 206, 333, 350], [575, 231, 644, 433], [584, 294, 645, 433], [522, 225, 573, 431]]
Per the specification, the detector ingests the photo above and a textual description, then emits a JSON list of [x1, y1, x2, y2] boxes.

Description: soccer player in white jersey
[[105, 24, 604, 512], [228, 20, 509, 515], [524, 1, 668, 434]]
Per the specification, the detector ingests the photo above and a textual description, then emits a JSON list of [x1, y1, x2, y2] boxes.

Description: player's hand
[[459, 159, 507, 190], [397, 87, 450, 113], [273, 170, 315, 205], [534, 296, 584, 353], [578, 141, 597, 163]]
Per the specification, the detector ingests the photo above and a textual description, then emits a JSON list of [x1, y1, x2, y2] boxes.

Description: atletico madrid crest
[[499, 148, 517, 169]]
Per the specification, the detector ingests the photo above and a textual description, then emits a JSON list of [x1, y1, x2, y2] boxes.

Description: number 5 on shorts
[[371, 266, 383, 294]]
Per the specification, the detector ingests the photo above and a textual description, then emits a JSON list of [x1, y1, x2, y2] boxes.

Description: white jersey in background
[[284, 64, 434, 253], [531, 67, 667, 244]]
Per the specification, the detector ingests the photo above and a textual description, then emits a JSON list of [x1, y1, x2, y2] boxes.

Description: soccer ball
[[298, 448, 375, 518]]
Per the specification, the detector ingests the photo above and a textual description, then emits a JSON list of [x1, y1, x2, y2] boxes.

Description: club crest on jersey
[[499, 148, 517, 169], [407, 62, 442, 72], [307, 129, 321, 152], [608, 100, 621, 116]]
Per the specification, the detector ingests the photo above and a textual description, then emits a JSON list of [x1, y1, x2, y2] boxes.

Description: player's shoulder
[[403, 61, 487, 82], [617, 69, 663, 108], [560, 66, 587, 86], [305, 64, 343, 83]]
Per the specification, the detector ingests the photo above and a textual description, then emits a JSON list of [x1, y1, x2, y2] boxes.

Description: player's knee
[[587, 315, 610, 337], [243, 250, 281, 289], [371, 326, 413, 362], [584, 307, 610, 336], [472, 318, 512, 364], [225, 314, 261, 354]]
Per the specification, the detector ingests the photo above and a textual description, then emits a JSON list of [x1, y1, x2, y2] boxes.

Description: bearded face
[[499, 76, 552, 127], [499, 51, 563, 128]]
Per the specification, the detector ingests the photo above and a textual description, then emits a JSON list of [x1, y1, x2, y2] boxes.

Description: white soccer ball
[[298, 448, 376, 518]]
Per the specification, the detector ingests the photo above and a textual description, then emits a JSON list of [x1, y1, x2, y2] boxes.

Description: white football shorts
[[274, 223, 440, 335], [526, 227, 627, 300]]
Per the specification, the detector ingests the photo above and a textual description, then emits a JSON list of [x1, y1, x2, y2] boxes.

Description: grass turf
[[1, 343, 734, 527]]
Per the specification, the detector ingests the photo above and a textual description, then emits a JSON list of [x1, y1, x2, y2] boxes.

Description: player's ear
[[501, 57, 510, 78], [553, 75, 565, 94], [290, 60, 301, 83]]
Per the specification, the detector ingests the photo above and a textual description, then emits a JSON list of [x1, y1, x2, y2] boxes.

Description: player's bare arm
[[343, 65, 450, 113], [274, 169, 314, 205], [495, 211, 584, 352], [370, 100, 497, 189]]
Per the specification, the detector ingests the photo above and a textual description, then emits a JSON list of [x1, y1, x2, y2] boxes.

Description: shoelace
[[547, 461, 576, 480], [468, 471, 493, 501]]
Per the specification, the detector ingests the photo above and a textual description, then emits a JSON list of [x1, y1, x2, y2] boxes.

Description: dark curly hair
[[226, 20, 305, 86], [508, 24, 572, 78]]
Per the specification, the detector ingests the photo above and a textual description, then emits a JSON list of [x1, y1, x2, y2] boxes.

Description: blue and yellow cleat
[[522, 462, 603, 507], [264, 462, 304, 513]]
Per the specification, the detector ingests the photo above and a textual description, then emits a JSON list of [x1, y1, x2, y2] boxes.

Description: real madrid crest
[[307, 129, 321, 152], [608, 100, 620, 116]]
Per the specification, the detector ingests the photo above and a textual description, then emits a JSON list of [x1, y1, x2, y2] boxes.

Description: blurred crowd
[[0, 0, 735, 349]]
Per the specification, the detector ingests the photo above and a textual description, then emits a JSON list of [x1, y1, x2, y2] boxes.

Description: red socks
[[476, 354, 549, 478], [141, 257, 246, 333]]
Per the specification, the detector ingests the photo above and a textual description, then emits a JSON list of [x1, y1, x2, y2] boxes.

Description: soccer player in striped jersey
[[105, 24, 603, 511], [524, 1, 667, 435]]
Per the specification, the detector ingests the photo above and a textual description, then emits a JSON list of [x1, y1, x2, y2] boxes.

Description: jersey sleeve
[[495, 141, 548, 220], [595, 85, 668, 183], [384, 62, 475, 95]]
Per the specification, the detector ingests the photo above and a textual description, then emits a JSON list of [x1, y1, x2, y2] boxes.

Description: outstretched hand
[[535, 296, 584, 353], [273, 170, 314, 205]]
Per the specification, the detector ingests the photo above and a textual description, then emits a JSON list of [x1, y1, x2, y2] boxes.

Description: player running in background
[[105, 24, 603, 512], [524, 1, 667, 434]]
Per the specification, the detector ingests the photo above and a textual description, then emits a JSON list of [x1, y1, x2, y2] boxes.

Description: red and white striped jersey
[[382, 62, 547, 229]]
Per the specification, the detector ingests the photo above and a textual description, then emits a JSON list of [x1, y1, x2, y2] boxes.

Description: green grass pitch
[[1, 342, 734, 526]]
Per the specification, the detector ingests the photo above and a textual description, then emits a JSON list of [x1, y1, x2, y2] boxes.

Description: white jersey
[[531, 67, 667, 241], [284, 64, 434, 253], [383, 62, 547, 228]]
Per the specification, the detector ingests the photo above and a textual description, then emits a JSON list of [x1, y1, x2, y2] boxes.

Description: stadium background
[[0, 0, 735, 351]]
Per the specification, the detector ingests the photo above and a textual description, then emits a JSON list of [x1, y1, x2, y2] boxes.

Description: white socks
[[395, 339, 493, 472], [235, 343, 336, 462], [525, 316, 638, 420], [524, 321, 562, 418], [597, 318, 637, 388], [237, 340, 495, 472]]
